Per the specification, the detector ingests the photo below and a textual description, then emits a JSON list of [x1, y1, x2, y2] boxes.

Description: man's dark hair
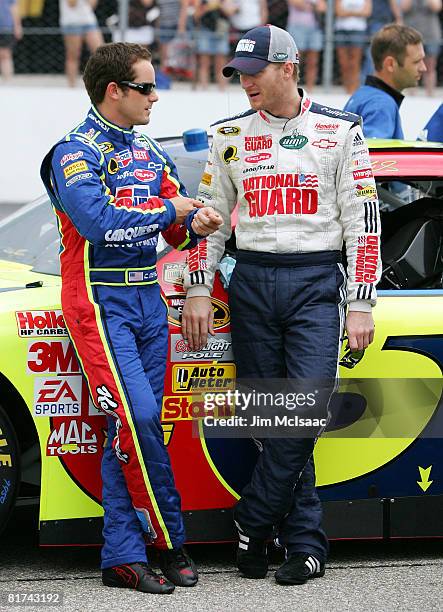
[[83, 43, 152, 106], [371, 24, 423, 71]]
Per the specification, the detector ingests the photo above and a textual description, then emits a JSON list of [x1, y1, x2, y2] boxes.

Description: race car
[[0, 137, 442, 545]]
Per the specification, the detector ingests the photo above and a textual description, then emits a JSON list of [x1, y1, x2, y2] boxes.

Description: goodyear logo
[[167, 295, 230, 330], [63, 160, 89, 179], [173, 363, 236, 393]]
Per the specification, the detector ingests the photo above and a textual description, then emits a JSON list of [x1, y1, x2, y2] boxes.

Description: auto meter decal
[[167, 293, 230, 330]]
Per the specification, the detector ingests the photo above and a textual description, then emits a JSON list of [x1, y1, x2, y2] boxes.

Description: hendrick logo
[[279, 134, 308, 150]]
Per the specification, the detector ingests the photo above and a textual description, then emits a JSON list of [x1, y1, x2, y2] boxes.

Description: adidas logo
[[305, 555, 322, 575], [353, 133, 364, 145]]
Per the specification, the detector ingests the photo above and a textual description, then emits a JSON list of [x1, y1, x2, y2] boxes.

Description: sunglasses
[[119, 81, 156, 95], [339, 337, 366, 369]]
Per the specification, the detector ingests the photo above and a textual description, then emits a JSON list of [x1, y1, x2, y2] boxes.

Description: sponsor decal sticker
[[311, 139, 337, 149], [201, 172, 212, 186], [217, 126, 241, 136], [46, 421, 98, 456], [163, 262, 186, 285], [134, 169, 156, 182], [98, 141, 114, 154], [63, 160, 89, 179], [355, 234, 379, 283], [34, 376, 82, 417], [187, 241, 207, 273], [236, 38, 255, 52], [115, 149, 133, 168], [273, 52, 288, 60], [60, 151, 84, 166], [170, 333, 233, 362], [243, 173, 318, 217], [66, 172, 92, 187], [162, 395, 233, 422], [104, 224, 158, 242], [167, 294, 230, 329], [172, 363, 236, 393], [133, 149, 150, 161], [88, 113, 110, 132], [279, 134, 308, 150], [27, 340, 80, 374], [244, 134, 272, 151], [351, 157, 371, 168], [16, 310, 67, 337], [356, 183, 377, 199], [353, 132, 365, 147], [108, 157, 119, 174], [314, 122, 339, 134], [243, 163, 275, 174], [245, 153, 272, 164], [114, 184, 152, 208], [320, 107, 348, 118], [353, 168, 373, 180], [134, 136, 151, 149], [222, 146, 239, 164]]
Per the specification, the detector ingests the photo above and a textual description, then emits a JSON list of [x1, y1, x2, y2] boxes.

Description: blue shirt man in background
[[344, 24, 426, 139]]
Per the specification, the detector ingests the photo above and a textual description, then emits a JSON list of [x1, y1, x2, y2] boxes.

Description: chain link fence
[[5, 0, 443, 88]]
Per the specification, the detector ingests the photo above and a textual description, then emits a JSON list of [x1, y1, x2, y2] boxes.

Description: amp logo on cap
[[236, 39, 256, 53]]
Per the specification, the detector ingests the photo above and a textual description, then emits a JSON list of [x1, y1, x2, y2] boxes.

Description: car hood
[[0, 260, 60, 292]]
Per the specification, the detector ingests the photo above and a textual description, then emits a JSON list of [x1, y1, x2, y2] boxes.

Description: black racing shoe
[[102, 562, 175, 594], [236, 526, 268, 579], [158, 547, 198, 587], [275, 553, 325, 585]]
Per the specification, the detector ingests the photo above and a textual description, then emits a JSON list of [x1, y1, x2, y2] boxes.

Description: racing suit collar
[[86, 106, 135, 144], [258, 88, 312, 131]]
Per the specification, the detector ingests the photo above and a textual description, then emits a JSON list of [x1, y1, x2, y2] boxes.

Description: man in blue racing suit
[[40, 43, 222, 595]]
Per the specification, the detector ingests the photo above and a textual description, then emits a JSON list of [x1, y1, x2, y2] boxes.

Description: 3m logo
[[16, 310, 67, 337], [27, 340, 80, 374]]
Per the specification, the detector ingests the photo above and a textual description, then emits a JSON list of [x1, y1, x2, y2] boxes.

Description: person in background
[[400, 0, 442, 96], [192, 0, 237, 90], [230, 0, 268, 42], [0, 0, 22, 80], [344, 24, 426, 138], [59, 0, 104, 87], [287, 0, 326, 91], [157, 0, 181, 71], [267, 0, 288, 29], [112, 0, 157, 48], [335, 0, 372, 93], [418, 103, 443, 141], [361, 0, 402, 82]]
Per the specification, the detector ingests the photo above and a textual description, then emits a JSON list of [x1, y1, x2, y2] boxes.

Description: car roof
[[367, 139, 443, 179]]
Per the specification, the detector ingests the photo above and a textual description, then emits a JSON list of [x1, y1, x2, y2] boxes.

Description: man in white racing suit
[[182, 24, 381, 585]]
